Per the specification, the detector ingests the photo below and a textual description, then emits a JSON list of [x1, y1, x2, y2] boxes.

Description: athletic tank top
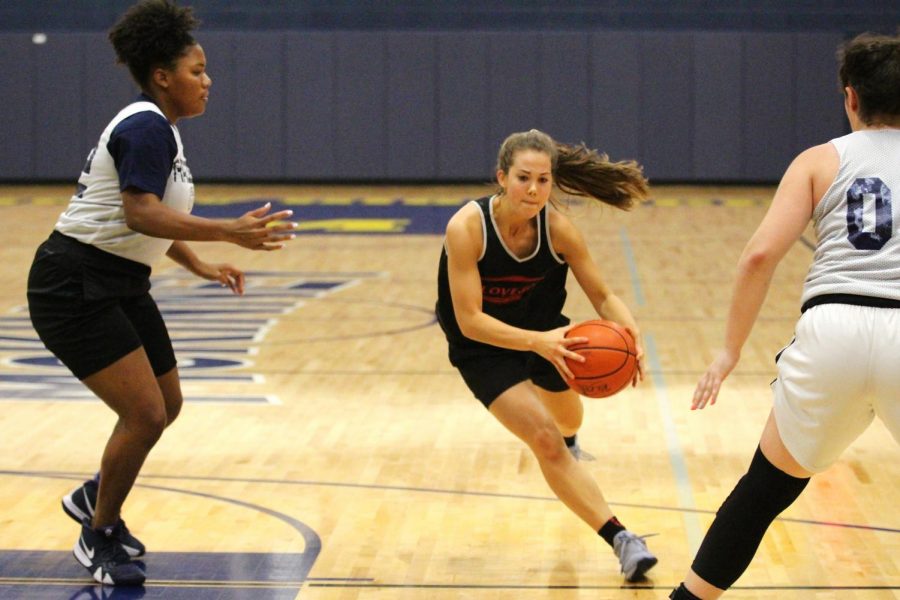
[[801, 129, 900, 309], [436, 196, 567, 347]]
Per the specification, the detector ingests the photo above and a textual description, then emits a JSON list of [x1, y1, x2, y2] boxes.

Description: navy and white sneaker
[[63, 479, 146, 557], [73, 520, 146, 586]]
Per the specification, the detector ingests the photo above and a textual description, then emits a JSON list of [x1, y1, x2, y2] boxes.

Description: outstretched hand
[[692, 349, 739, 410], [225, 202, 297, 250]]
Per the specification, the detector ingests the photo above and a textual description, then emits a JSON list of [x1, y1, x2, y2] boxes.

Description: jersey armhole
[[544, 206, 566, 264]]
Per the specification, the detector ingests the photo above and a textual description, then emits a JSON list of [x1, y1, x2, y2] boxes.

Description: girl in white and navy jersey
[[27, 0, 295, 587], [436, 129, 658, 582], [671, 33, 900, 600]]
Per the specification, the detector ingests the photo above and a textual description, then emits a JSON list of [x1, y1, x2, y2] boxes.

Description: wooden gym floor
[[0, 183, 897, 599]]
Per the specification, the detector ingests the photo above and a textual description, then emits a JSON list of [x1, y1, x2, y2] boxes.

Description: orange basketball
[[563, 319, 637, 398]]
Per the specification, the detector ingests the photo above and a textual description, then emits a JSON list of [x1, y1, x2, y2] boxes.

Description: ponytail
[[554, 142, 649, 210], [495, 130, 649, 210]]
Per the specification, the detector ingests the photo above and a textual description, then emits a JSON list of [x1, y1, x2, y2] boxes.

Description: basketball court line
[[1, 468, 895, 598], [5, 470, 896, 534], [618, 226, 703, 551]]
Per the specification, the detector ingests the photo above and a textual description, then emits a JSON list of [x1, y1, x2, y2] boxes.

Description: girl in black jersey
[[436, 129, 657, 581]]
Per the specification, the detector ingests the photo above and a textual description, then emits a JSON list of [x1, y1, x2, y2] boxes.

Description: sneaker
[[613, 530, 658, 582], [566, 436, 596, 461], [63, 479, 146, 557], [73, 520, 146, 586]]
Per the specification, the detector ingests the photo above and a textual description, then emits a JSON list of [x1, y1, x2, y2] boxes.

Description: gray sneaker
[[567, 436, 596, 461], [613, 530, 658, 582]]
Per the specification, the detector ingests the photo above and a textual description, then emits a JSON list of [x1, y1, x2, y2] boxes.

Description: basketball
[[564, 319, 637, 398]]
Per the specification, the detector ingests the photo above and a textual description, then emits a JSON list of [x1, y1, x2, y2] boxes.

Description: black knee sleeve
[[691, 446, 810, 590]]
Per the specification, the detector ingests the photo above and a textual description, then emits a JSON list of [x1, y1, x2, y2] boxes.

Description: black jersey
[[436, 196, 568, 352]]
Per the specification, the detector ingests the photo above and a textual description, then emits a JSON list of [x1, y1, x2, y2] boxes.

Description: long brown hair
[[495, 129, 649, 210]]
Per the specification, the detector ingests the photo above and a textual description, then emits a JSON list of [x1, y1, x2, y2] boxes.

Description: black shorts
[[27, 231, 176, 380], [452, 348, 570, 408]]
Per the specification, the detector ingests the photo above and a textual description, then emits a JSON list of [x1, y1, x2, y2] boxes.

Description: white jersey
[[801, 129, 900, 308], [55, 99, 195, 266]]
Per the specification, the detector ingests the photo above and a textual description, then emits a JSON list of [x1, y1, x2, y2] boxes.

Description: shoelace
[[615, 532, 659, 559]]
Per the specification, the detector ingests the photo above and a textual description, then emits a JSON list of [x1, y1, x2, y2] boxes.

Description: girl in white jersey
[[670, 33, 900, 600], [26, 0, 295, 586]]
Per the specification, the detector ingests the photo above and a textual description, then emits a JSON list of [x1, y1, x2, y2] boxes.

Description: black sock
[[563, 435, 577, 448], [669, 583, 702, 600], [598, 516, 626, 547]]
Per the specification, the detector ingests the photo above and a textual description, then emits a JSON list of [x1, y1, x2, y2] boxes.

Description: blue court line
[[0, 474, 321, 599], [619, 226, 645, 307], [618, 227, 701, 551], [645, 335, 703, 552]]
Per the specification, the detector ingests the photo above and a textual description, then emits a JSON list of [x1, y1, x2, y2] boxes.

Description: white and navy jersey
[[436, 196, 568, 348], [801, 129, 900, 310], [55, 94, 195, 267]]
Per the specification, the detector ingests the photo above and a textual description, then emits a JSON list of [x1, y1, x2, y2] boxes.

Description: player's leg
[[490, 383, 657, 580], [82, 346, 168, 529], [674, 412, 812, 599], [675, 304, 876, 599], [491, 382, 609, 527], [125, 291, 182, 426], [533, 386, 582, 436], [67, 347, 163, 586], [871, 307, 900, 448], [530, 355, 593, 460], [533, 386, 594, 460]]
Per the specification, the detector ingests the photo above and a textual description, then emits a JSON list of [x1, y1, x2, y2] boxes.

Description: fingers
[[692, 374, 720, 410], [560, 335, 588, 348], [242, 227, 297, 250], [263, 209, 296, 224], [632, 356, 644, 386], [229, 271, 245, 295], [215, 267, 245, 295], [556, 356, 576, 380], [246, 201, 274, 217]]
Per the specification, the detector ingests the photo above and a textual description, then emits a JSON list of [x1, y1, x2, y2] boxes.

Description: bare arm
[[692, 143, 837, 409], [551, 211, 644, 383], [123, 190, 296, 251], [166, 240, 245, 295], [445, 205, 586, 378]]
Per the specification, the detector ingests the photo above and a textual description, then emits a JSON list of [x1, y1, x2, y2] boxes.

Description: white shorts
[[772, 303, 900, 473]]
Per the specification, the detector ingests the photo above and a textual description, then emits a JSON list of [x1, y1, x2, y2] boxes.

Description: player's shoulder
[[546, 203, 580, 245], [446, 199, 484, 234], [113, 109, 171, 137], [445, 200, 487, 260], [796, 141, 838, 163], [546, 203, 574, 229], [108, 106, 176, 157], [784, 142, 839, 183]]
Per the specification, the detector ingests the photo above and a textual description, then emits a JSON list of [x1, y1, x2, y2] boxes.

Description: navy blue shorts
[[27, 231, 176, 380]]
